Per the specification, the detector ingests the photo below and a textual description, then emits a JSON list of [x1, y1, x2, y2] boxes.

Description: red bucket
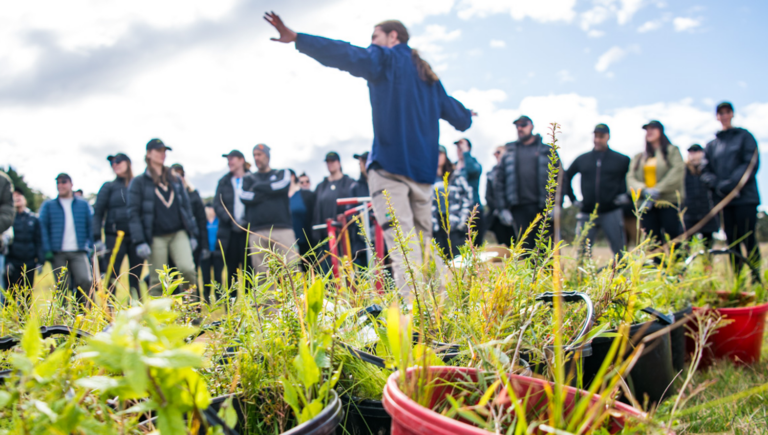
[[692, 300, 768, 366], [382, 366, 653, 435]]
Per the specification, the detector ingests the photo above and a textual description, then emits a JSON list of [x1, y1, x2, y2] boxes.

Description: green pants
[[148, 230, 197, 297]]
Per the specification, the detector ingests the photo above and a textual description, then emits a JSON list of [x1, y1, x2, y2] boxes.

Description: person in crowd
[[39, 173, 93, 308], [494, 115, 562, 251], [627, 121, 685, 244], [265, 14, 473, 297], [288, 169, 316, 266], [454, 138, 483, 243], [0, 170, 14, 300], [486, 146, 515, 246], [298, 173, 311, 190], [170, 163, 210, 291], [200, 203, 224, 304], [240, 144, 298, 278], [565, 124, 631, 256], [350, 152, 371, 268], [702, 102, 761, 275], [432, 146, 473, 258], [5, 187, 43, 301], [312, 152, 356, 267], [127, 139, 199, 298], [74, 189, 84, 198], [213, 150, 251, 288], [684, 144, 719, 249], [92, 153, 141, 299]]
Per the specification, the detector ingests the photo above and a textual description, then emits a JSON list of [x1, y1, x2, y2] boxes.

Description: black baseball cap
[[513, 115, 533, 126], [453, 138, 473, 149], [146, 138, 171, 151], [222, 150, 245, 159], [13, 186, 25, 195], [688, 144, 704, 152], [325, 151, 340, 162], [642, 120, 664, 131], [55, 173, 72, 183], [107, 153, 131, 164], [594, 123, 610, 134], [716, 101, 734, 113], [353, 151, 369, 160], [170, 163, 184, 172]]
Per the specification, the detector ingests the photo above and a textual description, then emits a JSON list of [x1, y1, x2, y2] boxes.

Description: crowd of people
[[0, 15, 761, 307]]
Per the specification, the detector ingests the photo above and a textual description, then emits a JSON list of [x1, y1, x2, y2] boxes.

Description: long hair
[[635, 133, 672, 171], [438, 155, 455, 178], [144, 155, 170, 185], [376, 20, 439, 85], [121, 161, 134, 187]]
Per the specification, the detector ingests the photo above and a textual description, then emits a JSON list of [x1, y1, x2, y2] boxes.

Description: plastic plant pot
[[580, 307, 676, 406], [205, 391, 343, 435], [382, 366, 657, 435], [692, 295, 768, 367], [670, 305, 693, 373], [337, 395, 391, 435]]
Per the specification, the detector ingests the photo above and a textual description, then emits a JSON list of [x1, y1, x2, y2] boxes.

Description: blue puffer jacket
[[39, 196, 93, 253]]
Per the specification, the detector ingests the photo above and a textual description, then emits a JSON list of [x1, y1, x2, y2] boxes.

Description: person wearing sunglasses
[[494, 115, 563, 252], [486, 146, 515, 246], [39, 173, 94, 309], [92, 153, 142, 300]]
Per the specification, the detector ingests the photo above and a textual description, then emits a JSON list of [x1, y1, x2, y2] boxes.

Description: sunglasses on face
[[56, 180, 69, 185], [516, 122, 530, 128], [493, 151, 501, 156]]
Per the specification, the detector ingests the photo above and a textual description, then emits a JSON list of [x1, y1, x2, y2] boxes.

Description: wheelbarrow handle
[[535, 291, 595, 355]]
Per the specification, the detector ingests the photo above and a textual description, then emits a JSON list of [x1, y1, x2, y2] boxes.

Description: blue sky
[[0, 0, 766, 204]]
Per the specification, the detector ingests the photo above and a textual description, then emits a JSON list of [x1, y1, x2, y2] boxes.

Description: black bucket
[[670, 305, 693, 373], [336, 395, 390, 435], [580, 307, 676, 405]]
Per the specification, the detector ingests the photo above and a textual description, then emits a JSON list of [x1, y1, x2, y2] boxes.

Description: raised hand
[[264, 11, 297, 43]]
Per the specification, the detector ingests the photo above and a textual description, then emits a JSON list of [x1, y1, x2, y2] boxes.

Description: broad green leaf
[[157, 406, 186, 435], [185, 370, 211, 409], [413, 344, 444, 367], [0, 391, 11, 408], [299, 399, 324, 423], [142, 348, 204, 369], [220, 397, 238, 429], [75, 376, 120, 391], [34, 347, 69, 379], [293, 341, 320, 388], [120, 399, 158, 415], [282, 377, 301, 416], [22, 316, 43, 363], [122, 350, 148, 396], [386, 305, 402, 369], [9, 352, 33, 374], [33, 400, 58, 422], [306, 279, 324, 329]]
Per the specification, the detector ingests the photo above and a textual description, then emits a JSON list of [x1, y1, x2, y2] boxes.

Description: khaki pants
[[148, 230, 197, 297], [249, 228, 299, 277], [368, 168, 437, 300]]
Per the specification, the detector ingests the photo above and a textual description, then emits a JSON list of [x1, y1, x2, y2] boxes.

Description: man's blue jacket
[[39, 196, 93, 254], [296, 34, 472, 185]]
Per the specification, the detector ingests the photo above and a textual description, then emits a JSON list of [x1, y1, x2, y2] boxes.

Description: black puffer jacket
[[704, 127, 760, 206], [7, 209, 43, 266], [494, 135, 562, 210], [92, 177, 131, 239], [684, 165, 719, 233], [127, 170, 199, 246], [565, 148, 630, 214], [213, 171, 250, 252]]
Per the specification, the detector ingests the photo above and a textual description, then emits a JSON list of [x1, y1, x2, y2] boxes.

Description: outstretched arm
[[264, 11, 389, 81]]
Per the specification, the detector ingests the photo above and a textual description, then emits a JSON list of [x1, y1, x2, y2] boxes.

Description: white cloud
[[409, 24, 462, 63], [557, 69, 575, 83], [578, 0, 647, 36], [587, 29, 605, 38], [637, 20, 662, 33], [489, 39, 506, 48], [595, 46, 626, 72], [457, 0, 577, 23], [673, 17, 701, 32]]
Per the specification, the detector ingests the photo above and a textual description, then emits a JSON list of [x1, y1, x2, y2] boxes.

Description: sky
[[1, 0, 767, 204]]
